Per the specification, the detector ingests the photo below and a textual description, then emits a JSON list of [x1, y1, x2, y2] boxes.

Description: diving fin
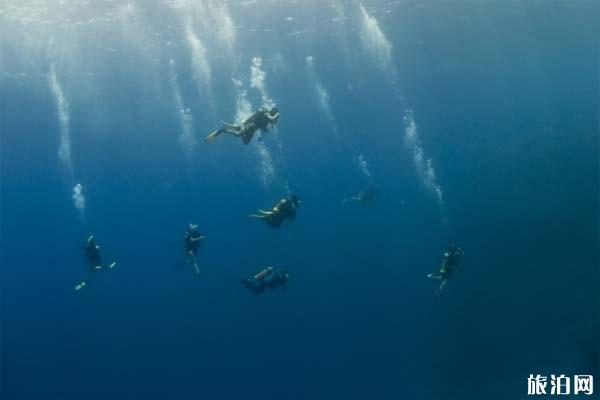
[[108, 262, 116, 269], [204, 130, 220, 143]]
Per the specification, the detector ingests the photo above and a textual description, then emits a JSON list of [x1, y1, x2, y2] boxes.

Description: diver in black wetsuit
[[249, 194, 301, 228], [177, 223, 205, 275], [74, 235, 117, 291], [204, 107, 280, 145], [241, 267, 289, 295], [427, 244, 464, 295]]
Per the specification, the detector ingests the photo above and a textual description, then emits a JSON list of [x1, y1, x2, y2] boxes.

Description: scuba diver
[[427, 244, 464, 295], [204, 107, 280, 145], [177, 223, 205, 275], [241, 266, 289, 295], [249, 194, 301, 228], [343, 186, 378, 204], [74, 235, 117, 291]]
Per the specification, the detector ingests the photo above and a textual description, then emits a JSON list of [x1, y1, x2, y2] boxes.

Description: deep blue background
[[1, 1, 598, 399]]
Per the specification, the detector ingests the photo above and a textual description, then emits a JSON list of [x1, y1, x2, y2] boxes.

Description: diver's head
[[188, 223, 199, 232], [276, 268, 289, 279], [290, 194, 301, 205], [270, 107, 279, 115], [448, 244, 461, 255]]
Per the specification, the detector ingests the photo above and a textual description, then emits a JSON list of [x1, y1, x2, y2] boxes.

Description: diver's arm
[[190, 236, 204, 242]]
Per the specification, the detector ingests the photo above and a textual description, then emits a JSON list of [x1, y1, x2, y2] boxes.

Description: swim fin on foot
[[204, 130, 219, 143]]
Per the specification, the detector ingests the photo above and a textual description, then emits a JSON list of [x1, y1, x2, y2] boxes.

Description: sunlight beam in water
[[358, 3, 394, 79], [305, 55, 337, 135], [48, 60, 73, 179], [403, 110, 445, 213], [169, 59, 197, 154], [232, 77, 277, 189], [184, 18, 213, 107], [72, 183, 86, 217], [356, 154, 376, 186]]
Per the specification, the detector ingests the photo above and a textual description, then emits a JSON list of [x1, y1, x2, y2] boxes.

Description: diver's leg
[[249, 214, 267, 219], [177, 252, 192, 268], [258, 209, 274, 215], [188, 251, 200, 275], [75, 269, 94, 291], [220, 121, 241, 129], [437, 279, 448, 293], [221, 127, 242, 138]]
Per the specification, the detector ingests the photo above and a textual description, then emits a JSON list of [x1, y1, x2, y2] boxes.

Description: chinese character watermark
[[528, 374, 548, 395], [528, 374, 593, 396], [574, 375, 594, 395], [550, 375, 570, 395]]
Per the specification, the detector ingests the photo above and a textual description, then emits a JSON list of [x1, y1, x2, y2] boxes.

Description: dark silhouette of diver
[[74, 235, 116, 291], [343, 186, 378, 204], [249, 194, 301, 228], [427, 244, 464, 295], [241, 266, 289, 295], [204, 107, 280, 145], [177, 223, 205, 275]]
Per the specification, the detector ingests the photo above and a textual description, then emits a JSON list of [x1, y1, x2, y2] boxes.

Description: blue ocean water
[[1, 1, 598, 399]]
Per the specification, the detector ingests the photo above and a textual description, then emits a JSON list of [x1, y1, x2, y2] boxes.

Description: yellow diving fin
[[204, 130, 219, 143]]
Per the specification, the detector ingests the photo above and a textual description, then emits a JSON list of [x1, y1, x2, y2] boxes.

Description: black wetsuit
[[85, 241, 102, 268], [241, 110, 271, 145], [441, 249, 461, 279], [264, 198, 298, 229], [184, 230, 203, 255], [241, 269, 288, 295]]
